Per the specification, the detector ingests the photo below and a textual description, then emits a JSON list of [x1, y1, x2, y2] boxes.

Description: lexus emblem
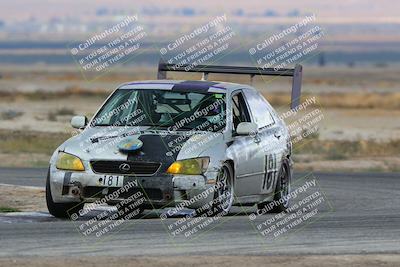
[[119, 163, 131, 172]]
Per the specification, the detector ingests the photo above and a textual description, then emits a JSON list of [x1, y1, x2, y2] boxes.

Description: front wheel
[[46, 169, 84, 219], [201, 162, 234, 217]]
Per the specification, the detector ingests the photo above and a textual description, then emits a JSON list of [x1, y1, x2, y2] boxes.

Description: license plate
[[98, 175, 124, 187]]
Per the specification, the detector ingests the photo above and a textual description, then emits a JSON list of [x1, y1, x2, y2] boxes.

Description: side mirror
[[70, 115, 87, 129], [236, 122, 258, 136]]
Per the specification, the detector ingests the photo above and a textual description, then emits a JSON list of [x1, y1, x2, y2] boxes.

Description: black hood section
[[126, 133, 191, 173]]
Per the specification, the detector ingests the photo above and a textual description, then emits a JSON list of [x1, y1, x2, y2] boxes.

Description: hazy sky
[[1, 0, 399, 22]]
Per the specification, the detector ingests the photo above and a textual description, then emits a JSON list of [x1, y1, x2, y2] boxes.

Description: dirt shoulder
[[0, 255, 399, 267], [0, 184, 46, 212]]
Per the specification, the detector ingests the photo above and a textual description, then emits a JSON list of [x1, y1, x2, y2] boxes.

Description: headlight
[[56, 152, 85, 171], [167, 157, 209, 175]]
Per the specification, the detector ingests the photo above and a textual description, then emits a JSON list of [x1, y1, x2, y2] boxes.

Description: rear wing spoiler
[[157, 60, 303, 109]]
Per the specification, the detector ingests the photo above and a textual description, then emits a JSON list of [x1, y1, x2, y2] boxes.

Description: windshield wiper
[[90, 124, 195, 143], [150, 124, 194, 131], [92, 123, 112, 126], [90, 125, 155, 143]]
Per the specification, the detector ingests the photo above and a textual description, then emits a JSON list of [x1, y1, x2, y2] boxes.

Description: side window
[[258, 92, 280, 122], [231, 92, 251, 131], [244, 89, 275, 129]]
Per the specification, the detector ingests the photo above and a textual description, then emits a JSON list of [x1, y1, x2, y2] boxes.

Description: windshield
[[91, 89, 226, 132]]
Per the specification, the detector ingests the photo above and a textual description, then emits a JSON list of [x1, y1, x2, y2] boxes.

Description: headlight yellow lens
[[56, 152, 85, 171], [167, 157, 209, 175]]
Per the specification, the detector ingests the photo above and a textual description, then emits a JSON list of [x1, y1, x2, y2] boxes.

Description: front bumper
[[49, 165, 217, 209]]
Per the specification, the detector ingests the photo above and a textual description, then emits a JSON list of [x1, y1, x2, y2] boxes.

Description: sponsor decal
[[118, 137, 143, 153]]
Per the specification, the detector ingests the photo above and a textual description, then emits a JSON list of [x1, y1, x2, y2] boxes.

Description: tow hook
[[71, 187, 80, 196], [69, 181, 83, 197]]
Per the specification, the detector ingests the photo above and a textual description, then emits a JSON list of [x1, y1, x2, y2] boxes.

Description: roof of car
[[118, 80, 255, 94]]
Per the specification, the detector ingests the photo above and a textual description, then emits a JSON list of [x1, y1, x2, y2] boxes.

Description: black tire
[[257, 160, 291, 213], [200, 162, 234, 217], [46, 169, 84, 219]]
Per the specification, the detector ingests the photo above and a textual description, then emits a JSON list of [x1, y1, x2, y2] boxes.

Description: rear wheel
[[46, 169, 84, 219], [257, 161, 291, 213]]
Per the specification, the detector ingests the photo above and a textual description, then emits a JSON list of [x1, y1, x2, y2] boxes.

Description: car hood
[[59, 126, 224, 170]]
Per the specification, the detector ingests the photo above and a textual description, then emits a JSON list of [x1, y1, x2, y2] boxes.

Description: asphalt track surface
[[0, 168, 399, 257]]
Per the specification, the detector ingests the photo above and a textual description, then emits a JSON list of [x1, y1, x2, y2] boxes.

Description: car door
[[243, 89, 284, 196], [229, 90, 265, 197]]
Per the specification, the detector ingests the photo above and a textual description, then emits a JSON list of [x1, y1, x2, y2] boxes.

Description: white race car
[[46, 61, 303, 219]]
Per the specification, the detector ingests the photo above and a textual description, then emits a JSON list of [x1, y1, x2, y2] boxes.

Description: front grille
[[90, 160, 161, 175], [83, 186, 163, 200]]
